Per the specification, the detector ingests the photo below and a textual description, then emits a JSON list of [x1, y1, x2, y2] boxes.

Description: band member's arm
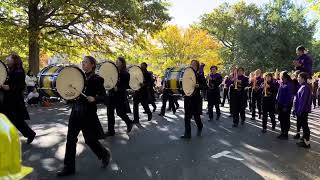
[[198, 73, 207, 90], [94, 76, 107, 104]]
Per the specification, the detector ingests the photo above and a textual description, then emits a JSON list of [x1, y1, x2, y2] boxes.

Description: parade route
[[22, 101, 320, 180]]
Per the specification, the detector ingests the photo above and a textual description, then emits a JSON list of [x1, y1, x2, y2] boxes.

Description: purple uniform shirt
[[297, 54, 313, 76], [294, 82, 312, 115], [276, 81, 293, 108]]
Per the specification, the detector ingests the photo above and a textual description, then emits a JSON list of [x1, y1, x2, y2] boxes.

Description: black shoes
[[293, 133, 300, 139], [208, 118, 213, 122], [261, 129, 267, 133], [158, 113, 164, 117], [57, 167, 75, 177], [180, 135, 191, 139], [277, 134, 288, 140], [296, 141, 311, 149], [27, 132, 36, 144], [232, 124, 238, 128], [216, 114, 221, 121]]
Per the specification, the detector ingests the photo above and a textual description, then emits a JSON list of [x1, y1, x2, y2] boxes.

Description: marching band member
[[159, 71, 177, 116], [293, 46, 313, 78], [105, 57, 133, 137], [57, 56, 110, 176], [0, 54, 36, 144], [295, 72, 312, 148], [292, 70, 302, 139], [312, 76, 319, 109], [276, 71, 293, 139], [221, 75, 231, 107], [133, 62, 153, 123], [207, 65, 223, 121], [247, 72, 254, 112], [250, 69, 264, 120], [181, 60, 206, 139], [261, 72, 278, 133], [229, 67, 249, 127]]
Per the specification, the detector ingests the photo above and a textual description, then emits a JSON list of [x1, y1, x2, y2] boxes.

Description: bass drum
[[0, 61, 8, 85], [38, 65, 85, 100], [164, 67, 196, 96], [96, 61, 118, 90], [128, 65, 144, 91]]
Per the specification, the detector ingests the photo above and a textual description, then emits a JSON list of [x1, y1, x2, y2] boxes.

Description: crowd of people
[[0, 45, 317, 177]]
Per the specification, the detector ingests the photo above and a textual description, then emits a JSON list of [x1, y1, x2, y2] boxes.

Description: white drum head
[[0, 61, 7, 85], [97, 62, 118, 90], [56, 67, 85, 100], [182, 67, 196, 96], [128, 66, 144, 91]]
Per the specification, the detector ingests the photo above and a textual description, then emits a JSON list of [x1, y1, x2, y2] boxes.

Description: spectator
[[26, 87, 40, 106], [25, 70, 37, 93]]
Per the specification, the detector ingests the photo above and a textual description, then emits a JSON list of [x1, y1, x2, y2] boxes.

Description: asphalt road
[[21, 100, 320, 180]]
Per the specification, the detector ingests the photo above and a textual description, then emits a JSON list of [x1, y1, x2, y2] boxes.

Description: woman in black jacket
[[0, 53, 36, 144], [57, 56, 110, 177], [181, 60, 206, 139], [105, 57, 133, 137]]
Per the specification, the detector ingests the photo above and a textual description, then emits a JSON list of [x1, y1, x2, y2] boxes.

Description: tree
[[199, 0, 316, 72], [0, 0, 170, 73], [118, 25, 223, 76]]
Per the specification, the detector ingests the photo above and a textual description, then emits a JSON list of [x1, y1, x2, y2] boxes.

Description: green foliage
[[116, 25, 223, 76], [199, 0, 317, 73], [0, 0, 171, 71]]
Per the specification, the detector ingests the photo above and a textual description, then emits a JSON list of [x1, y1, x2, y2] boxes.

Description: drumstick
[[69, 84, 87, 98]]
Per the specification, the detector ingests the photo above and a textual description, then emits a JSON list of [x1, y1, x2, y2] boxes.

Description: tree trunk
[[28, 29, 40, 74], [28, 0, 40, 74]]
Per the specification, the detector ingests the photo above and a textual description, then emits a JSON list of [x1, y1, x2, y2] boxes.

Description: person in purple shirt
[[276, 71, 293, 139], [207, 66, 223, 121], [221, 75, 231, 107], [292, 70, 303, 139], [293, 46, 313, 78], [295, 72, 312, 148], [261, 72, 278, 133], [229, 67, 249, 127], [251, 69, 264, 120]]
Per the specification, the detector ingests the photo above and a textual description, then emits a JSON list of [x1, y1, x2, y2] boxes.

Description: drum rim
[[96, 60, 119, 90], [182, 67, 196, 96], [56, 66, 85, 100], [38, 65, 86, 100], [128, 65, 144, 91]]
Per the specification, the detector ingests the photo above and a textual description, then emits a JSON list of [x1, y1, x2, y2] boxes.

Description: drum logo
[[65, 91, 76, 98]]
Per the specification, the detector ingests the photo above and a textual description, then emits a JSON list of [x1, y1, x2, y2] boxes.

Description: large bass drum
[[96, 61, 118, 90], [128, 65, 144, 91], [0, 61, 8, 85], [164, 67, 196, 96], [38, 65, 85, 100]]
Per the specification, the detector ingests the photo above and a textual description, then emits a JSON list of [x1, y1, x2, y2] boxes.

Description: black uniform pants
[[207, 95, 221, 119], [262, 98, 276, 130], [251, 91, 262, 118], [297, 112, 310, 141], [222, 88, 229, 106], [231, 91, 246, 125], [278, 106, 291, 135], [160, 94, 175, 115], [64, 122, 108, 170], [107, 102, 132, 134], [4, 111, 35, 138], [133, 94, 151, 122], [184, 97, 203, 136]]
